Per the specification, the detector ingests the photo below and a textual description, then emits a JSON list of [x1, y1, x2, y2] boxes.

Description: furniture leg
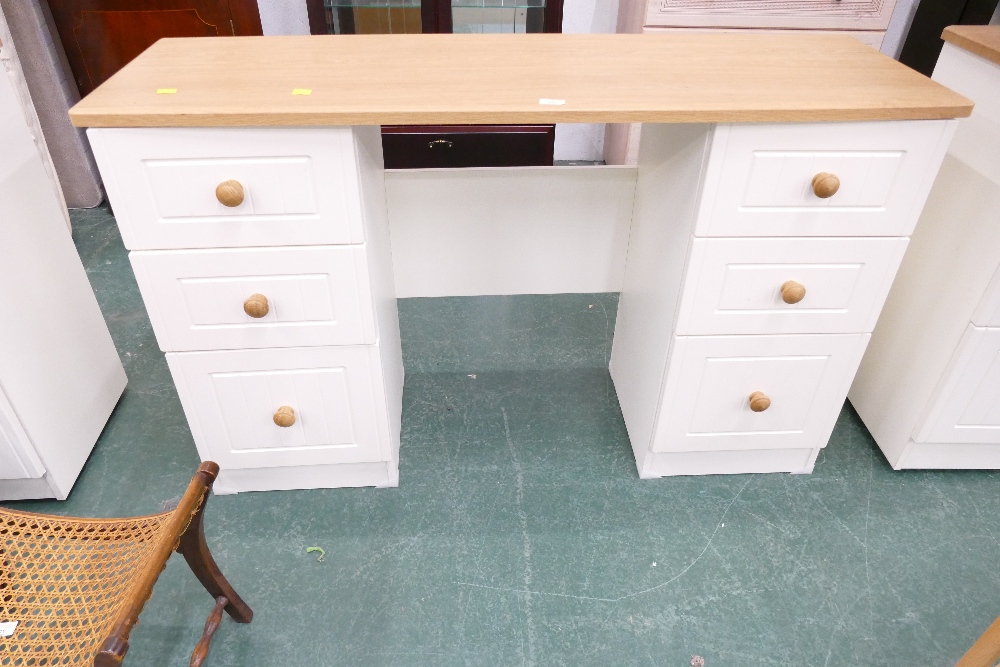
[[177, 485, 253, 623]]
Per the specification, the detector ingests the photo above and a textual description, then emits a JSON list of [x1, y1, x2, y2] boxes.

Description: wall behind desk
[[385, 166, 637, 297]]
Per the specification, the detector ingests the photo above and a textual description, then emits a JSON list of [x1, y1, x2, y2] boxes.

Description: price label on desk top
[[0, 621, 18, 638]]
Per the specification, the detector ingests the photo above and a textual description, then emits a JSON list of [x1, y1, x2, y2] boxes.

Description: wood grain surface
[[943, 25, 1000, 68], [69, 33, 973, 127]]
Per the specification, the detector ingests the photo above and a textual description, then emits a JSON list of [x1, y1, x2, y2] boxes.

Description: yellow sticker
[[291, 88, 312, 96], [156, 88, 177, 95]]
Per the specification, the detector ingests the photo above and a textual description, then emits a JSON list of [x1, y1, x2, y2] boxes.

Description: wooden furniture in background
[[851, 26, 1000, 470], [0, 462, 252, 666], [69, 33, 969, 487], [45, 0, 262, 97], [898, 0, 999, 76], [606, 0, 900, 165], [0, 30, 125, 501]]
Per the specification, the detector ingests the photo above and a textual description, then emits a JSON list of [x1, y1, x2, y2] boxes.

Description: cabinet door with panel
[[915, 326, 1000, 445]]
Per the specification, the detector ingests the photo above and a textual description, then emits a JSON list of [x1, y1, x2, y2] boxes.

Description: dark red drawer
[[381, 125, 554, 169]]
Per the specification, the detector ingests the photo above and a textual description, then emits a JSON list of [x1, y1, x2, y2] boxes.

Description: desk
[[70, 34, 971, 493]]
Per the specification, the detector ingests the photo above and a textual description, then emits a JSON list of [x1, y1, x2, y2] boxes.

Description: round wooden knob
[[780, 280, 806, 305], [273, 406, 296, 427], [811, 172, 840, 199], [748, 391, 771, 413], [243, 293, 269, 318], [216, 180, 244, 207]]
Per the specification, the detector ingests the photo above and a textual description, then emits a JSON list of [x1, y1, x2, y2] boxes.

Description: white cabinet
[[611, 119, 954, 478], [849, 31, 1000, 470], [0, 38, 126, 500], [91, 125, 403, 494]]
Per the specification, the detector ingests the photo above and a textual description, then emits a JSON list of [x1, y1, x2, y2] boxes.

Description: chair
[[0, 462, 252, 666]]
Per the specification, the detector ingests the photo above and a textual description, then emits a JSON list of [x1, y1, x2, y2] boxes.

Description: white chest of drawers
[[610, 119, 954, 477], [89, 125, 403, 494], [70, 33, 968, 489], [849, 27, 1000, 469]]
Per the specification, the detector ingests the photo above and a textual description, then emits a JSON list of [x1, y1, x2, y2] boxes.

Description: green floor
[[10, 206, 1000, 666]]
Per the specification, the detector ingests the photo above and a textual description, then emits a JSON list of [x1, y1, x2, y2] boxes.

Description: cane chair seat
[[0, 463, 251, 667]]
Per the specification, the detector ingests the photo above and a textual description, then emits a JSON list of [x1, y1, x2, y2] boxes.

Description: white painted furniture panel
[[0, 43, 126, 500], [167, 346, 389, 470], [130, 246, 376, 351], [676, 237, 909, 335], [385, 166, 636, 297], [645, 0, 897, 31], [0, 389, 44, 481], [973, 267, 1000, 327], [652, 333, 869, 452], [696, 120, 955, 237], [915, 326, 1000, 445], [88, 127, 367, 250]]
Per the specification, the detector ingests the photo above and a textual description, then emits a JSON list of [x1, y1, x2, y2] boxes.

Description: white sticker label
[[0, 621, 18, 638], [539, 98, 566, 105]]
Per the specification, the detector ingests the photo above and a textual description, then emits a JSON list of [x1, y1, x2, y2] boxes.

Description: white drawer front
[[696, 120, 955, 237], [89, 127, 366, 250], [652, 333, 869, 452], [916, 326, 1000, 445], [167, 346, 389, 469], [131, 246, 376, 352], [676, 237, 908, 335]]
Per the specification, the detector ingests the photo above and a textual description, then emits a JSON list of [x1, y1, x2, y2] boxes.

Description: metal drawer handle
[[749, 391, 771, 413], [216, 179, 245, 207], [811, 172, 840, 199], [273, 406, 296, 427], [428, 139, 453, 149], [780, 280, 806, 304], [243, 293, 269, 318]]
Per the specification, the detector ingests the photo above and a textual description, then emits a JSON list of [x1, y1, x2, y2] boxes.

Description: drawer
[[645, 0, 897, 31], [381, 125, 554, 169], [130, 246, 376, 352], [88, 127, 367, 250], [652, 333, 869, 452], [167, 346, 390, 470], [675, 237, 908, 335], [915, 326, 1000, 445], [695, 120, 955, 238]]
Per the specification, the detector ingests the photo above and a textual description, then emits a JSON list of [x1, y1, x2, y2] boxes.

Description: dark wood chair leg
[[177, 489, 253, 623], [189, 596, 229, 667]]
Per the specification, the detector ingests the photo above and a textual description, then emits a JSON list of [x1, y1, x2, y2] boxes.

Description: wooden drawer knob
[[216, 179, 245, 207], [243, 293, 269, 318], [780, 280, 806, 305], [273, 406, 296, 427], [811, 172, 840, 199], [748, 391, 771, 413]]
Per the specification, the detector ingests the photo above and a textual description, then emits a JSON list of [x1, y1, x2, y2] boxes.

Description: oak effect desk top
[[943, 26, 1000, 68], [69, 33, 973, 128]]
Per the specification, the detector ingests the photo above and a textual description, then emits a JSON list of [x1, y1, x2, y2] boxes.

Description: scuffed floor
[[10, 205, 1000, 666]]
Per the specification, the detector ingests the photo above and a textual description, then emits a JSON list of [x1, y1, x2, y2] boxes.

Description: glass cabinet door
[[321, 0, 555, 35]]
